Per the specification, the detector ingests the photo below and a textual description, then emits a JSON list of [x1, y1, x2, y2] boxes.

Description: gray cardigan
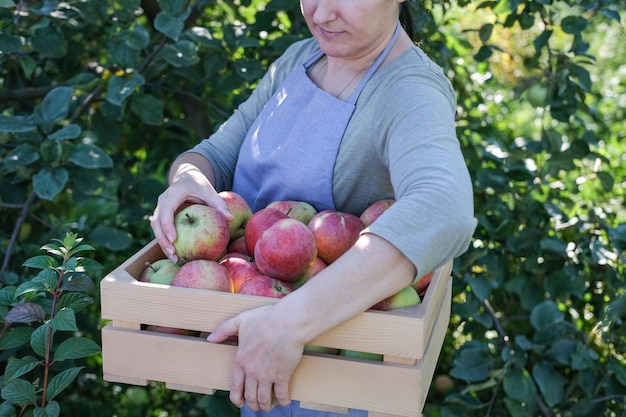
[[186, 38, 476, 277]]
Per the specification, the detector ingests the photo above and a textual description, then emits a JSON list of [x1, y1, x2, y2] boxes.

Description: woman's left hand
[[207, 305, 304, 412]]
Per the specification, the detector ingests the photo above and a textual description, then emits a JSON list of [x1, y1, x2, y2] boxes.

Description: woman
[[150, 1, 476, 416]]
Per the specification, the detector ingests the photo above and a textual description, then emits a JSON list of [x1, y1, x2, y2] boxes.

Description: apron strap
[[348, 21, 402, 104], [303, 21, 403, 104]]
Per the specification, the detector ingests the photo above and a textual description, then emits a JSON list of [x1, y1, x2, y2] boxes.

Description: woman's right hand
[[150, 161, 232, 263]]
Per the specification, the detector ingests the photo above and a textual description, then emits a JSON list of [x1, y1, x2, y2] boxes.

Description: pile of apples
[[139, 191, 435, 346]]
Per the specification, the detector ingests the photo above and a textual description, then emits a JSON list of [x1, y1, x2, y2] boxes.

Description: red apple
[[308, 210, 365, 264], [267, 200, 318, 224], [171, 259, 233, 292], [139, 259, 180, 285], [227, 235, 250, 256], [254, 218, 318, 282], [244, 207, 288, 255], [173, 204, 230, 262], [370, 285, 421, 311], [412, 270, 434, 298], [360, 199, 395, 227], [219, 190, 253, 239], [219, 254, 261, 292], [291, 257, 327, 290], [236, 274, 293, 298]]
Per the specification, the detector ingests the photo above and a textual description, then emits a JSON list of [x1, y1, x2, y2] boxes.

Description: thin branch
[[1, 191, 37, 276]]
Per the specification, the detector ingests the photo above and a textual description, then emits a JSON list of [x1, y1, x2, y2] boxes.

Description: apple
[[412, 270, 434, 298], [173, 204, 230, 262], [291, 257, 327, 290], [434, 374, 455, 396], [370, 285, 421, 311], [237, 274, 293, 298], [244, 207, 288, 255], [267, 200, 318, 224], [254, 218, 318, 282], [139, 259, 180, 285], [359, 198, 395, 227], [339, 349, 383, 362], [227, 235, 250, 256], [218, 190, 253, 239], [527, 83, 549, 107], [308, 210, 365, 264], [171, 259, 233, 292], [219, 254, 261, 292]]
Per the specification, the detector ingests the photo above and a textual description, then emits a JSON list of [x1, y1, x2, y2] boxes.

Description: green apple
[[527, 83, 549, 107], [267, 200, 318, 224], [139, 259, 180, 285], [370, 285, 421, 311]]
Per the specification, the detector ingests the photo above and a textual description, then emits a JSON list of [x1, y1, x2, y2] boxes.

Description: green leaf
[[0, 326, 33, 350], [76, 257, 103, 273], [503, 366, 538, 405], [35, 401, 61, 417], [31, 27, 67, 58], [49, 308, 77, 332], [160, 40, 200, 67], [110, 40, 141, 69], [571, 342, 599, 371], [30, 323, 53, 356], [561, 16, 588, 34], [532, 361, 565, 407], [159, 0, 187, 14], [530, 300, 564, 331], [22, 255, 58, 270], [1, 378, 37, 406], [4, 356, 39, 384], [479, 24, 493, 43], [45, 366, 84, 401], [0, 115, 35, 133], [33, 87, 74, 133], [57, 292, 94, 313], [450, 346, 493, 382], [15, 278, 50, 298], [125, 24, 150, 50], [40, 139, 62, 163], [130, 94, 164, 126], [154, 9, 191, 41], [60, 274, 95, 293], [0, 1, 17, 9], [4, 143, 40, 171], [54, 337, 101, 361], [546, 339, 576, 365], [597, 171, 614, 192], [105, 73, 145, 106], [88, 226, 133, 251], [48, 124, 81, 141], [67, 143, 113, 169], [32, 168, 69, 200], [4, 303, 46, 324]]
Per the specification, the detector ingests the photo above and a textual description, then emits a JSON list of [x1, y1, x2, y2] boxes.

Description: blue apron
[[232, 24, 401, 214], [236, 23, 401, 417]]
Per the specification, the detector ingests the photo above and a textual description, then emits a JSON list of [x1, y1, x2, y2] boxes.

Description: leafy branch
[[0, 232, 102, 417]]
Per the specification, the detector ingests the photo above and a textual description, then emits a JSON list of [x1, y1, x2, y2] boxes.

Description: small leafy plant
[[0, 232, 102, 417]]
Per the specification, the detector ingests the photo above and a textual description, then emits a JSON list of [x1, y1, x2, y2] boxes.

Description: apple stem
[[145, 261, 157, 272], [185, 212, 195, 224]]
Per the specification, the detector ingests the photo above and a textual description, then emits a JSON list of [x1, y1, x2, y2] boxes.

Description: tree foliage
[[0, 0, 624, 416]]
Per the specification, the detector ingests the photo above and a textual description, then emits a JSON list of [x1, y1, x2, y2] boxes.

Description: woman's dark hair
[[400, 2, 415, 41]]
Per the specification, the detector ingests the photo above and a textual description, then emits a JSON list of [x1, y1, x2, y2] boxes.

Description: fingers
[[206, 317, 239, 343]]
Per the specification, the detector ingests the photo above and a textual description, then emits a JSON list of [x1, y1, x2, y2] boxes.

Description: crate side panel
[[102, 325, 424, 417]]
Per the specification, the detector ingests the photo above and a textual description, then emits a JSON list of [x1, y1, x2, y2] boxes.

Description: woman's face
[[300, 0, 403, 60]]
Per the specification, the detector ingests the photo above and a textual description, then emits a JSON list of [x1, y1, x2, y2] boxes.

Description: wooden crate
[[100, 240, 453, 417]]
